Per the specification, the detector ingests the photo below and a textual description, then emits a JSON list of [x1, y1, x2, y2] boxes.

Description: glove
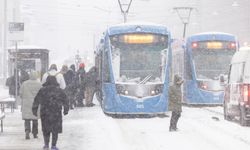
[[63, 111, 68, 115]]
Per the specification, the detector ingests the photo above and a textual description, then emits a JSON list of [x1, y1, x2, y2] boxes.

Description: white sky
[[18, 0, 250, 65]]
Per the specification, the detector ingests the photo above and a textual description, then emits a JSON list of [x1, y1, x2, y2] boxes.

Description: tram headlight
[[198, 81, 208, 90], [151, 84, 164, 96], [124, 90, 129, 95], [151, 90, 156, 95], [116, 84, 129, 95]]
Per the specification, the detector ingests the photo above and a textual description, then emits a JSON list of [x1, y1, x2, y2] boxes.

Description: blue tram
[[172, 32, 238, 105], [95, 23, 172, 115]]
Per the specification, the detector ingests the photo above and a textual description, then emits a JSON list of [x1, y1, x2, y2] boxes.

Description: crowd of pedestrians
[[5, 63, 184, 149], [5, 63, 98, 150]]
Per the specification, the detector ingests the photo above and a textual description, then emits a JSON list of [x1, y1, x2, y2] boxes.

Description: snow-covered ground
[[1, 86, 250, 150]]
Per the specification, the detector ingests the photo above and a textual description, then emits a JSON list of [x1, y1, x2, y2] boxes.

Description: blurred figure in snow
[[5, 69, 20, 97], [75, 63, 86, 107], [20, 71, 42, 139], [64, 64, 78, 109], [168, 74, 183, 132], [84, 66, 97, 107], [33, 76, 69, 150]]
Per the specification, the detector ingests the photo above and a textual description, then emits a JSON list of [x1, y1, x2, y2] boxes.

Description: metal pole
[[123, 12, 127, 23], [118, 0, 133, 23], [173, 7, 193, 39], [3, 0, 7, 78], [14, 41, 18, 99], [183, 23, 187, 38]]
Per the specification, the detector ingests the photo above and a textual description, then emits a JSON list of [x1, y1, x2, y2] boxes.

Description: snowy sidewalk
[[1, 97, 250, 150], [0, 103, 118, 150]]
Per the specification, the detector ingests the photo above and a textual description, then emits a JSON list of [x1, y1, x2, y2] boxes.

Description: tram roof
[[8, 45, 49, 53], [107, 22, 169, 36], [187, 32, 237, 42]]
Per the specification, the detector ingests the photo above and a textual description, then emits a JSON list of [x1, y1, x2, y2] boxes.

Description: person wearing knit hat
[[79, 63, 85, 69], [75, 62, 86, 107]]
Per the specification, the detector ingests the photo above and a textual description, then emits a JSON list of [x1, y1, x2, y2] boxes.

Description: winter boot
[[33, 134, 38, 138], [51, 146, 59, 150], [25, 132, 30, 139], [169, 126, 176, 132], [43, 145, 49, 150]]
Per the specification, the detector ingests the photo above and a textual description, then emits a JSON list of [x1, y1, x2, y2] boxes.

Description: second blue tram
[[95, 23, 172, 115], [173, 32, 238, 105]]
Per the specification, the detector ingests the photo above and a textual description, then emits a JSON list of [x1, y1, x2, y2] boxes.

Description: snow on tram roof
[[191, 32, 235, 37], [187, 32, 237, 42], [109, 22, 166, 28], [107, 22, 169, 35]]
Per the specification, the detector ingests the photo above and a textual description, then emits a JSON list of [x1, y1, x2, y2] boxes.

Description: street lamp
[[173, 7, 194, 38], [118, 0, 133, 23]]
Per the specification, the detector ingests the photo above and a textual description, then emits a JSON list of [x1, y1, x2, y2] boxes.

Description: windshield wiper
[[139, 75, 152, 84]]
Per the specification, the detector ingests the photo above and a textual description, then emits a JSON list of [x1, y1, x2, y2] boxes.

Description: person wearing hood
[[5, 69, 20, 97], [32, 76, 69, 150], [168, 74, 184, 131], [20, 71, 42, 139], [41, 64, 66, 90]]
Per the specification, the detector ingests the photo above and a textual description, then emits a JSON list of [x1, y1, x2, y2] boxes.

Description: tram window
[[103, 50, 111, 82]]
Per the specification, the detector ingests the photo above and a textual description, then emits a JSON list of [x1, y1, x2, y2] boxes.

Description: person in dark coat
[[5, 69, 20, 97], [84, 66, 97, 107], [32, 76, 69, 150], [64, 64, 78, 109], [20, 69, 29, 84], [168, 74, 183, 131], [75, 63, 86, 107]]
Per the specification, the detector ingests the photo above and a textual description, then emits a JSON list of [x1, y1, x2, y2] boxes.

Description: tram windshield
[[110, 33, 168, 84], [192, 42, 235, 80]]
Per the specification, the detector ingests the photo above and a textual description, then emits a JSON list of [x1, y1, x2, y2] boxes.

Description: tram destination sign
[[8, 22, 24, 41]]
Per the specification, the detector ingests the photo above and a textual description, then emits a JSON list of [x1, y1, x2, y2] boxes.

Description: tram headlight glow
[[151, 90, 156, 95], [151, 84, 164, 96], [124, 90, 129, 95], [198, 81, 208, 90]]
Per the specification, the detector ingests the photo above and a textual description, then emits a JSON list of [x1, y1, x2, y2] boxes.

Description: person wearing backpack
[[42, 64, 66, 90]]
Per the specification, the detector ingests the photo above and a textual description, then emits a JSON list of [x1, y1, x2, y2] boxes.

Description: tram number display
[[136, 103, 144, 108], [111, 34, 167, 44]]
